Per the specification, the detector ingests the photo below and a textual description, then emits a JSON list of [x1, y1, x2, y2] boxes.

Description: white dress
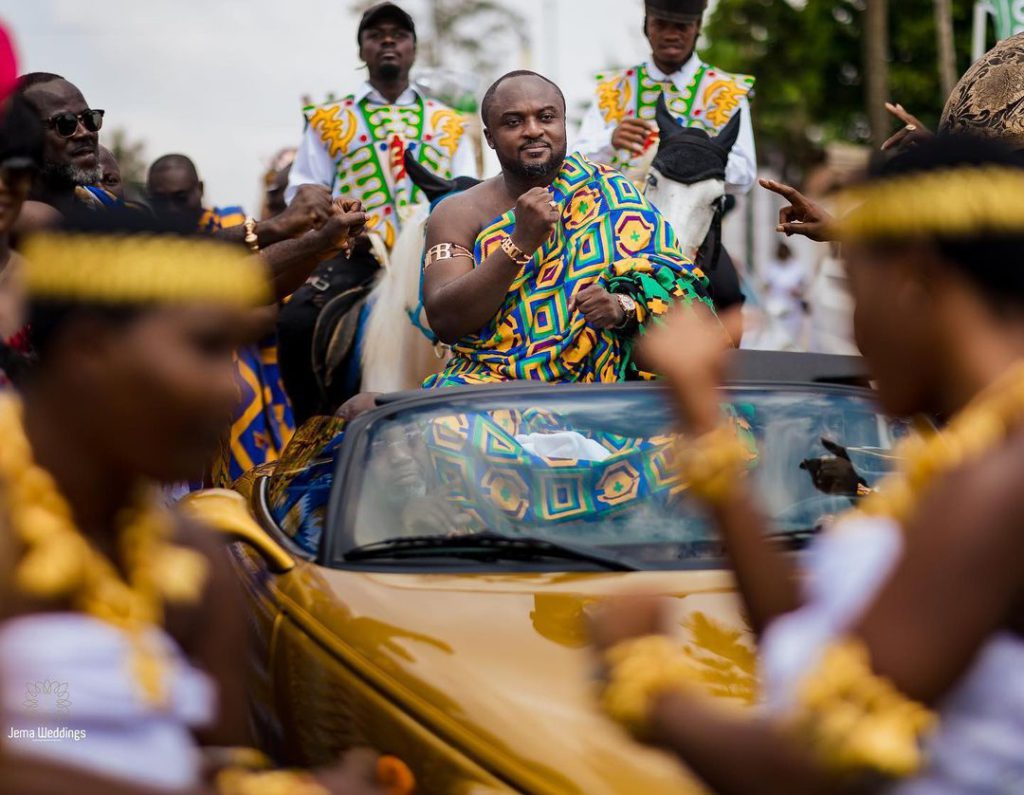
[[760, 517, 1024, 794], [0, 613, 217, 791]]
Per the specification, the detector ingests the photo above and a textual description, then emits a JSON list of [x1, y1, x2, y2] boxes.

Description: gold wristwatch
[[614, 293, 638, 329], [500, 235, 532, 266]]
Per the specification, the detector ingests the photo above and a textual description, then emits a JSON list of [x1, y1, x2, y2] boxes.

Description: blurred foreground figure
[[0, 93, 42, 387], [591, 136, 1024, 793], [0, 211, 386, 794]]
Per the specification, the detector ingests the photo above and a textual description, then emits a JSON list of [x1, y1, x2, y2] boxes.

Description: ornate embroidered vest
[[303, 94, 468, 249], [594, 62, 755, 173]]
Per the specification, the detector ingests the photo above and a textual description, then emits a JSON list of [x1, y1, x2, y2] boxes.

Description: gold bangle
[[500, 235, 532, 266], [599, 634, 702, 740], [424, 242, 474, 270], [676, 425, 751, 504], [243, 216, 260, 253], [792, 639, 936, 778], [216, 768, 330, 795]]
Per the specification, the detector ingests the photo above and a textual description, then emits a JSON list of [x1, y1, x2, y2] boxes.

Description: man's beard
[[377, 61, 402, 81], [501, 142, 567, 182], [41, 160, 102, 190]]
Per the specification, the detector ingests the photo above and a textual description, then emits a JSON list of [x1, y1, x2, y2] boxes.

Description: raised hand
[[612, 118, 656, 155], [510, 187, 559, 255], [318, 199, 369, 256], [271, 184, 335, 239], [569, 284, 625, 329], [759, 178, 835, 242], [881, 102, 933, 153]]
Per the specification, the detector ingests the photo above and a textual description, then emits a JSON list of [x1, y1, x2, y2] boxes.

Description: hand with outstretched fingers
[[881, 102, 934, 153], [759, 178, 836, 243]]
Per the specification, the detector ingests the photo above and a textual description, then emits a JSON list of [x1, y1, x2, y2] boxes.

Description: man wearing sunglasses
[[12, 72, 105, 225]]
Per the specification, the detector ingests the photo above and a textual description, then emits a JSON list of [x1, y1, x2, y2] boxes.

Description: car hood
[[281, 567, 755, 795]]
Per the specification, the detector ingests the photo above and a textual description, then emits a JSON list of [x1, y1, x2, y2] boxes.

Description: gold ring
[[905, 124, 917, 132]]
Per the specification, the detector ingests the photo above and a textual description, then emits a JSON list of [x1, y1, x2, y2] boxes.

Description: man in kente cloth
[[575, 0, 756, 194], [422, 71, 712, 388]]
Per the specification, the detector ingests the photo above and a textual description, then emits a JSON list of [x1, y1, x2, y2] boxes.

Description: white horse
[[643, 96, 742, 268], [359, 109, 744, 392], [359, 157, 479, 393]]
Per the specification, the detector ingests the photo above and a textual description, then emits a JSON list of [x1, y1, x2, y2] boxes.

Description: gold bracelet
[[424, 242, 474, 270], [676, 424, 751, 504], [792, 639, 936, 778], [243, 216, 260, 253], [500, 235, 532, 266], [216, 767, 329, 795], [599, 634, 702, 740]]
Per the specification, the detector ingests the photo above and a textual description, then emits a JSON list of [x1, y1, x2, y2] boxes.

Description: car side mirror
[[179, 489, 295, 573]]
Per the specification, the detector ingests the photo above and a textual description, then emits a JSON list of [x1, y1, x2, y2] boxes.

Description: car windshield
[[335, 386, 909, 568]]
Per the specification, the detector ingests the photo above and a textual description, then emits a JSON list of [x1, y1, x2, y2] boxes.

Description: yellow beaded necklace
[[850, 361, 1024, 527], [0, 394, 209, 704]]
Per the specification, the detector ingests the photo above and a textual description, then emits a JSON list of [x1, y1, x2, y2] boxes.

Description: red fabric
[[0, 22, 18, 105]]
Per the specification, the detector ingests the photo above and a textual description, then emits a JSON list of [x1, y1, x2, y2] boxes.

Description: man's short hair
[[480, 70, 566, 128], [15, 72, 66, 112], [148, 153, 199, 182]]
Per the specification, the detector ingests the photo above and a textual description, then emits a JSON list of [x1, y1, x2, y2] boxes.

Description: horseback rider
[[575, 0, 756, 339], [279, 2, 478, 421], [575, 0, 756, 194]]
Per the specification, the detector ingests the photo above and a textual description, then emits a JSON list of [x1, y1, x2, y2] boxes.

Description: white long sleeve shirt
[[574, 56, 757, 194], [285, 82, 477, 203]]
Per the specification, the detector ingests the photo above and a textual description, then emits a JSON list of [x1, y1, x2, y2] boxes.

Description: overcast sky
[[3, 0, 674, 210]]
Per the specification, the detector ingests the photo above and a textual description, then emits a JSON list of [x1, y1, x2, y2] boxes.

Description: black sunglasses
[[45, 109, 105, 138]]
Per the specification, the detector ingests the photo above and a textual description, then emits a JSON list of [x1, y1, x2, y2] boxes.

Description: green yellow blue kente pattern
[[424, 153, 713, 388]]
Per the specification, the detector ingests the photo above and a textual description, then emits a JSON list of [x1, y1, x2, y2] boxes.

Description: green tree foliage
[[703, 0, 976, 168]]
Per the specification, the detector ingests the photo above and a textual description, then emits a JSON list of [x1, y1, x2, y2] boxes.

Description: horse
[[643, 95, 743, 275], [354, 109, 744, 394], [359, 156, 480, 393]]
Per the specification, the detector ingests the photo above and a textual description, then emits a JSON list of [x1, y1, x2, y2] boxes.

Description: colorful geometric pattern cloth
[[303, 94, 468, 249], [197, 205, 247, 234], [424, 153, 713, 388], [594, 63, 755, 172], [424, 407, 758, 532], [266, 417, 347, 555], [212, 338, 297, 486], [197, 207, 296, 486]]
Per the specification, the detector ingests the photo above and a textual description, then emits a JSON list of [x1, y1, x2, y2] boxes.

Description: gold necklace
[[0, 394, 209, 704], [850, 362, 1024, 527]]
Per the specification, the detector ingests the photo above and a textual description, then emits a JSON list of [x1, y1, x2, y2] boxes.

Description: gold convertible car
[[185, 352, 905, 794]]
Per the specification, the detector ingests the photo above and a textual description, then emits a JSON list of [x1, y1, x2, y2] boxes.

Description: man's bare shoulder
[[428, 177, 508, 240]]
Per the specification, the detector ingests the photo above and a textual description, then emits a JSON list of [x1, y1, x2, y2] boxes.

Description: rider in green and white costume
[[574, 0, 756, 194]]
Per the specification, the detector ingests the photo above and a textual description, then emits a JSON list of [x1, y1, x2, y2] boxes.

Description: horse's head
[[405, 151, 481, 204], [645, 95, 742, 260]]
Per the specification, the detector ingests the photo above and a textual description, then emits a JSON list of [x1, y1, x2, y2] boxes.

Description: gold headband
[[835, 166, 1024, 241], [21, 233, 271, 307]]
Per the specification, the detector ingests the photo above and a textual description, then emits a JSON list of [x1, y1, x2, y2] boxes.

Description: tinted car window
[[338, 387, 909, 568]]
